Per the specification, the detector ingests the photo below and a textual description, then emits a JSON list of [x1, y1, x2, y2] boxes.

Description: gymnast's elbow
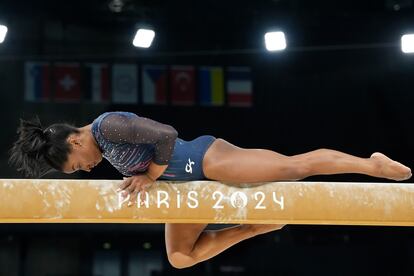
[[167, 251, 197, 269], [165, 125, 178, 139]]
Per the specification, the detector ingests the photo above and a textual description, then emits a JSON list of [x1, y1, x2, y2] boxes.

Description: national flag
[[83, 63, 110, 103], [53, 63, 82, 102], [226, 67, 253, 107], [24, 62, 51, 102], [170, 65, 195, 106], [142, 65, 167, 105], [112, 64, 138, 104], [199, 66, 224, 106]]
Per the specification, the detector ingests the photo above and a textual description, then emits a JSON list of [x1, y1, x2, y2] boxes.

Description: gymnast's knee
[[167, 251, 196, 269], [287, 159, 313, 180]]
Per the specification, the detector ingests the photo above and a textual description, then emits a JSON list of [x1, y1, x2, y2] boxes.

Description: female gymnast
[[8, 110, 412, 269]]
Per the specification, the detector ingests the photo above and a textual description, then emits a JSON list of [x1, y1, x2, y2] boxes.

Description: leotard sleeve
[[100, 112, 178, 165]]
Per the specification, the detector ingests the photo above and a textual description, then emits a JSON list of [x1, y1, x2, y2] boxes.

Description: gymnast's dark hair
[[8, 115, 80, 178]]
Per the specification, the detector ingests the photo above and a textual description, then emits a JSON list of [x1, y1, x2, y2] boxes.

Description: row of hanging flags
[[24, 62, 253, 107]]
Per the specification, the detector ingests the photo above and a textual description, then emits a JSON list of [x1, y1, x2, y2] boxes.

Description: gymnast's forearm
[[187, 225, 257, 266], [146, 161, 168, 181]]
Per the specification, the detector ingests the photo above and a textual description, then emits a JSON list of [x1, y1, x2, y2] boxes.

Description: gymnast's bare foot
[[370, 152, 412, 181]]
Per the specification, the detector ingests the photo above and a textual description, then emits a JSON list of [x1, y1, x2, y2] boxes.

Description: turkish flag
[[53, 63, 81, 102], [170, 65, 195, 105]]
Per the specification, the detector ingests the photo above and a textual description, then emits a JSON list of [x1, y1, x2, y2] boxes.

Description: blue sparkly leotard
[[91, 111, 216, 180]]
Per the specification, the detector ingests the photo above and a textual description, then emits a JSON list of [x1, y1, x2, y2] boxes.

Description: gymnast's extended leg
[[202, 138, 412, 183]]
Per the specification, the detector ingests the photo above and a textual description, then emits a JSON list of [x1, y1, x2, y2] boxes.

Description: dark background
[[0, 0, 413, 275]]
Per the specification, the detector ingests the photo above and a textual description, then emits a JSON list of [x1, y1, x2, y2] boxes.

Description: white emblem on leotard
[[185, 158, 195, 174]]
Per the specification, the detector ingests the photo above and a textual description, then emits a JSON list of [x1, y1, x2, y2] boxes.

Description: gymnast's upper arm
[[100, 112, 178, 165]]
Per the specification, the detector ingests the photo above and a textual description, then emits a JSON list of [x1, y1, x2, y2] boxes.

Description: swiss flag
[[170, 65, 195, 105], [53, 63, 81, 102]]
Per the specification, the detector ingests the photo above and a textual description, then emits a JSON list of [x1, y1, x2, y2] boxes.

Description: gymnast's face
[[62, 125, 103, 174]]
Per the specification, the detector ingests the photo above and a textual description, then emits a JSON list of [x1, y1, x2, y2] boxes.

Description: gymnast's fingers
[[127, 185, 140, 207], [139, 182, 153, 202], [138, 184, 146, 203], [125, 180, 138, 194], [118, 177, 132, 191]]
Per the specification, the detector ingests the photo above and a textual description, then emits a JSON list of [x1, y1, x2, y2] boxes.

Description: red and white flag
[[170, 65, 195, 106], [53, 63, 82, 102], [226, 66, 253, 107]]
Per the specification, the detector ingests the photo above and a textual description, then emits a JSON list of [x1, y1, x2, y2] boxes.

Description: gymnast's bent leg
[[165, 223, 284, 269]]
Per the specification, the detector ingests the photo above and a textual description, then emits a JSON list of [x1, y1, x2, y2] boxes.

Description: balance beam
[[0, 179, 413, 226]]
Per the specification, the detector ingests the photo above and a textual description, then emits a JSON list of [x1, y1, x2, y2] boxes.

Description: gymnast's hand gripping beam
[[0, 179, 413, 226]]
